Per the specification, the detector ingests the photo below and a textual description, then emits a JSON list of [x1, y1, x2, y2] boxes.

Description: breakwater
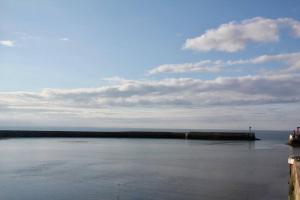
[[289, 156, 300, 200], [0, 130, 257, 140]]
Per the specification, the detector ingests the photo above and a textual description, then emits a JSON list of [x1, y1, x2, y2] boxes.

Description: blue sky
[[1, 0, 300, 130]]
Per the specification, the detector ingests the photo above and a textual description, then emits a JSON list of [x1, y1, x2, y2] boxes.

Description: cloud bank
[[1, 72, 299, 129], [1, 73, 300, 109]]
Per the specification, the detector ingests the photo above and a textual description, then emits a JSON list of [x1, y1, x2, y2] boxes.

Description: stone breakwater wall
[[0, 130, 257, 140], [289, 156, 300, 200]]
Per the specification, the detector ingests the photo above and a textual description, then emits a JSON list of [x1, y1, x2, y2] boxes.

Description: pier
[[289, 156, 300, 200], [0, 130, 257, 140]]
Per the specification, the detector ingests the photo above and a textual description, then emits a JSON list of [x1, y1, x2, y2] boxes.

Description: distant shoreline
[[0, 130, 257, 140]]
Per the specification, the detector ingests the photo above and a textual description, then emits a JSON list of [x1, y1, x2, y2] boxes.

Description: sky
[[1, 0, 300, 130]]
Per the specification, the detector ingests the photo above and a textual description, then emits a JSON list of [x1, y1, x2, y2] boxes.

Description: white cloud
[[14, 32, 40, 40], [277, 18, 300, 37], [148, 60, 223, 75], [183, 17, 300, 52], [60, 37, 70, 41], [228, 52, 300, 73], [148, 51, 300, 75], [101, 76, 130, 84], [0, 40, 15, 47]]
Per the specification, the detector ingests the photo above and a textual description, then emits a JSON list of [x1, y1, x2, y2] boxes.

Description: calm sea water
[[0, 130, 293, 200]]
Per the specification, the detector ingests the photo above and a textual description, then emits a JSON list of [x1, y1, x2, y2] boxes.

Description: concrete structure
[[0, 130, 258, 140], [289, 155, 300, 200]]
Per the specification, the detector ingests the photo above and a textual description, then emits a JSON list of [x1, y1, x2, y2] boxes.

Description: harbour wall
[[289, 156, 300, 200], [0, 130, 257, 140]]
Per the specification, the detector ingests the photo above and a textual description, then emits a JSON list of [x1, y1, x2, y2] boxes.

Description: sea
[[0, 129, 295, 200]]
